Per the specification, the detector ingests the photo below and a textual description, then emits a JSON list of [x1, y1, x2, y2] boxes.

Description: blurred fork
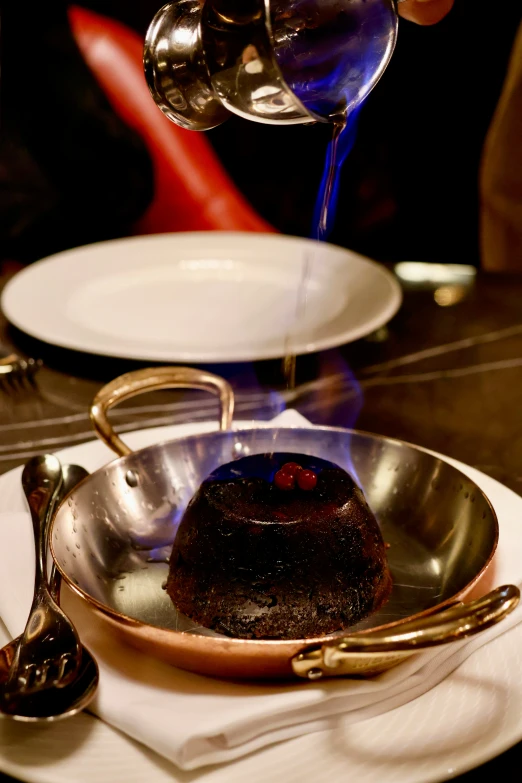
[[0, 353, 42, 397]]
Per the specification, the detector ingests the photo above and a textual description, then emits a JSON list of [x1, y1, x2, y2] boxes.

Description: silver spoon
[[0, 462, 99, 721], [4, 455, 82, 698]]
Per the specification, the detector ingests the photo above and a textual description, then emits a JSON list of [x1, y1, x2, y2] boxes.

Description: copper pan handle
[[292, 584, 520, 679], [90, 367, 234, 457]]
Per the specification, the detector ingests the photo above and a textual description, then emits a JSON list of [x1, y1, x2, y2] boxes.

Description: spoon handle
[[48, 565, 60, 604], [21, 455, 63, 598], [48, 463, 90, 604]]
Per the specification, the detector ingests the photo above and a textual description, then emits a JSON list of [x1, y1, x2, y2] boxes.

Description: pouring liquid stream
[[282, 114, 352, 388]]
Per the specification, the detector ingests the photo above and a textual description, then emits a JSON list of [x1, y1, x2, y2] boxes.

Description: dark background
[[208, 1, 521, 266], [1, 0, 520, 266], [83, 0, 521, 266]]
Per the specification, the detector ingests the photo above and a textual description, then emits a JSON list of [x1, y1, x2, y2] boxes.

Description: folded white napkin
[[1, 459, 522, 770]]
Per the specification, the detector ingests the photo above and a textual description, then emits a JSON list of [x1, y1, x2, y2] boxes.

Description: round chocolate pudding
[[166, 453, 392, 639]]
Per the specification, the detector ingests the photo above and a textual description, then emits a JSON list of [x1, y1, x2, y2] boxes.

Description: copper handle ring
[[292, 584, 520, 679], [90, 367, 235, 457]]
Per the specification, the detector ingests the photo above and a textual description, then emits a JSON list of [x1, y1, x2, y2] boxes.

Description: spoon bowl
[[0, 640, 98, 722]]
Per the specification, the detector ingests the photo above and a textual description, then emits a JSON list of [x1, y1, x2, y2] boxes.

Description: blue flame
[[311, 105, 362, 242], [270, 0, 396, 241]]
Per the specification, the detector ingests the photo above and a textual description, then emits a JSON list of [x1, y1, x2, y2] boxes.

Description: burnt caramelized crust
[[167, 453, 392, 639]]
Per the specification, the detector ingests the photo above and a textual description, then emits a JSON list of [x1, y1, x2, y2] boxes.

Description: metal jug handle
[[144, 0, 231, 131], [91, 367, 235, 457]]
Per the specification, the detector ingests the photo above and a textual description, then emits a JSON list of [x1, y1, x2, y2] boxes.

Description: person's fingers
[[398, 0, 455, 26]]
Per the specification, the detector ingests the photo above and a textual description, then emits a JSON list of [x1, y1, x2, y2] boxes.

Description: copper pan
[[50, 367, 519, 681]]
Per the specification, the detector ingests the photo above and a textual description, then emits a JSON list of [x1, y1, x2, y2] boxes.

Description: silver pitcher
[[144, 0, 398, 131]]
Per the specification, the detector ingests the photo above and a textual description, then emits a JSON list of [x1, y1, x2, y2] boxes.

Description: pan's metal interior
[[51, 427, 498, 640]]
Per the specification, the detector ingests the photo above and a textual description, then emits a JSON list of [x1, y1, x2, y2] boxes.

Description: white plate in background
[[1, 232, 402, 363]]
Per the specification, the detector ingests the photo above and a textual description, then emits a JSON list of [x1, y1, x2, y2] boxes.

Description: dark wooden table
[[1, 263, 521, 782]]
